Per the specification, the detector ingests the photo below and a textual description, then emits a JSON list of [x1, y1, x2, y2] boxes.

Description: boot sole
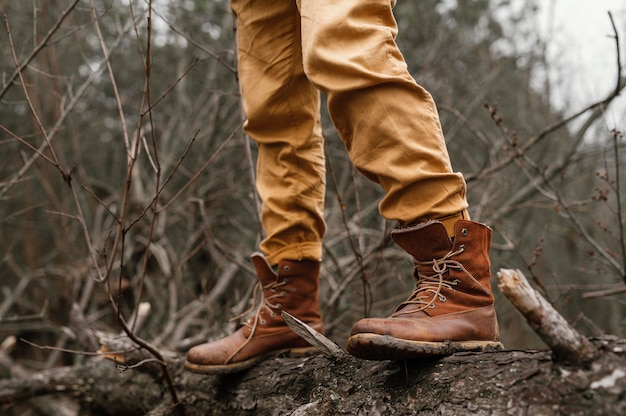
[[347, 333, 504, 361], [184, 346, 319, 375]]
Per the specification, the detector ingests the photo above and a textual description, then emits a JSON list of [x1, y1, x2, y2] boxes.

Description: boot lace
[[226, 279, 288, 363], [392, 246, 471, 317]]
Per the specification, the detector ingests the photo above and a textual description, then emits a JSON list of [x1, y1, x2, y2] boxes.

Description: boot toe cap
[[185, 329, 248, 366]]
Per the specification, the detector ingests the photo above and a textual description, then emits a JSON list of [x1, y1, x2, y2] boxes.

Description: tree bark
[[1, 336, 625, 415], [2, 268, 624, 415]]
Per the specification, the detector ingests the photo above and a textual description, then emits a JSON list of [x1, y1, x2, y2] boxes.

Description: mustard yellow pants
[[231, 0, 468, 265]]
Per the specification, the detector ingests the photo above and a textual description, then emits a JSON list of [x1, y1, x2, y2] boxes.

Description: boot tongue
[[250, 252, 278, 285], [391, 220, 452, 261]]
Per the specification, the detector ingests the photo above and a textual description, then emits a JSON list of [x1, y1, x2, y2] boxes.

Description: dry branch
[[497, 268, 597, 364]]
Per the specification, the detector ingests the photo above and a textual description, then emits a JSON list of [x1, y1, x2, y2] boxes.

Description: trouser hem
[[265, 242, 323, 266]]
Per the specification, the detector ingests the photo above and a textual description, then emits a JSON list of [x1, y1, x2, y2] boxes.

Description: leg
[[348, 220, 502, 360], [185, 253, 322, 374], [299, 0, 468, 234], [185, 0, 325, 374], [237, 0, 326, 265], [298, 0, 501, 359]]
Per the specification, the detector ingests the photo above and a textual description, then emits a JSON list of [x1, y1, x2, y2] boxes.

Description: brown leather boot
[[347, 220, 503, 360], [184, 252, 323, 374]]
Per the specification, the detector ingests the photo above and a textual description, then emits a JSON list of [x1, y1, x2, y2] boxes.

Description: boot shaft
[[390, 220, 494, 317], [184, 253, 322, 372], [248, 253, 322, 329]]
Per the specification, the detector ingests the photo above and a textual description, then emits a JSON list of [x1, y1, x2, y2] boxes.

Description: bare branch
[[0, 0, 82, 100]]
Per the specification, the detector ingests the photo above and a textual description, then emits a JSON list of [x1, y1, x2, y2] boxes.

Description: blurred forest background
[[1, 0, 625, 378]]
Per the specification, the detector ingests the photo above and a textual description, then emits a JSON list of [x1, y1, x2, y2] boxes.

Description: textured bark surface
[[1, 336, 625, 415]]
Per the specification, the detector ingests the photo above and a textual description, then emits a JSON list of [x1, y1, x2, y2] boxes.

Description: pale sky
[[539, 0, 626, 129]]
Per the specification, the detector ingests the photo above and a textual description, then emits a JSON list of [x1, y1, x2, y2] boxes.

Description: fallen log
[[1, 335, 625, 415], [1, 269, 624, 415]]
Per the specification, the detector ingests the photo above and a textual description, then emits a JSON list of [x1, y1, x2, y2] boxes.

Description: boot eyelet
[[428, 304, 436, 309], [280, 291, 287, 298], [283, 265, 291, 272], [260, 319, 267, 325], [269, 312, 277, 318], [461, 228, 468, 236]]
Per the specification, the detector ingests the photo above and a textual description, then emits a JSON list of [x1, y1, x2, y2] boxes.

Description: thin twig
[[611, 129, 626, 283], [325, 146, 371, 317], [5, 14, 66, 178], [0, 16, 133, 202], [147, 3, 236, 73], [0, 0, 82, 100], [157, 122, 242, 213], [20, 338, 139, 357], [608, 12, 622, 98], [467, 83, 625, 183]]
